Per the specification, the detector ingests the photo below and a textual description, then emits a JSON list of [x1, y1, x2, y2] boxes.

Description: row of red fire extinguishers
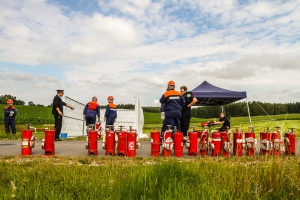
[[20, 123, 140, 156], [151, 124, 296, 157], [85, 123, 140, 156]]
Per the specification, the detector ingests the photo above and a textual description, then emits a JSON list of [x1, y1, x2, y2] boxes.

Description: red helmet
[[107, 96, 114, 100], [7, 99, 13, 104], [168, 80, 175, 85]]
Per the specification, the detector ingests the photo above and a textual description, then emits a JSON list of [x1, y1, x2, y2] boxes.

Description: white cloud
[[0, 0, 300, 106]]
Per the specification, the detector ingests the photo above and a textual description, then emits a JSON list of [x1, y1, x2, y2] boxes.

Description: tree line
[[191, 101, 300, 118]]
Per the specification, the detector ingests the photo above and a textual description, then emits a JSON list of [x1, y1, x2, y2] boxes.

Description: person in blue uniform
[[83, 96, 100, 135], [52, 89, 74, 141], [159, 81, 185, 133], [104, 96, 117, 127], [4, 99, 17, 134]]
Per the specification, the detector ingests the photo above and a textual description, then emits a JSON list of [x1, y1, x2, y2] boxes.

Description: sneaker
[[55, 138, 62, 141]]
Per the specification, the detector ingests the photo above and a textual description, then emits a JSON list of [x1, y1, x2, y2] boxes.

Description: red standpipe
[[151, 130, 160, 157], [88, 130, 98, 155], [174, 131, 183, 157]]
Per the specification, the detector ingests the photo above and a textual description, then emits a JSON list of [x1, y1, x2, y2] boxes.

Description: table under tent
[[191, 80, 252, 125]]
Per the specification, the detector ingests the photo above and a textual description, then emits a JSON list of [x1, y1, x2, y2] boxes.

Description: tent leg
[[246, 98, 252, 126]]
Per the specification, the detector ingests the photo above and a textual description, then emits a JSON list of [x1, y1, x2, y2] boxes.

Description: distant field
[[1, 106, 300, 138]]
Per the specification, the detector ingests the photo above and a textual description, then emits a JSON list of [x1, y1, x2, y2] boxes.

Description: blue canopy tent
[[191, 81, 252, 125]]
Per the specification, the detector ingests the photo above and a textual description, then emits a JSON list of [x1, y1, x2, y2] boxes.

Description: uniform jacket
[[4, 106, 17, 120], [105, 103, 117, 118], [159, 90, 185, 111], [52, 95, 66, 115], [182, 91, 195, 113], [83, 101, 100, 117]]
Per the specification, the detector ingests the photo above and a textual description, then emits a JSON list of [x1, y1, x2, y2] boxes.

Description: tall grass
[[0, 156, 299, 199]]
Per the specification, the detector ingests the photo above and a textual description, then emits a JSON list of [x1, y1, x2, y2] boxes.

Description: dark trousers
[[86, 116, 96, 126], [181, 115, 191, 137], [106, 117, 115, 126], [165, 109, 181, 132], [5, 119, 16, 134], [54, 115, 63, 139]]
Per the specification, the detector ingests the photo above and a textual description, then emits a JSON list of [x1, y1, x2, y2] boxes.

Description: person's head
[[92, 96, 98, 102], [107, 96, 114, 103], [168, 80, 175, 90], [180, 86, 187, 95], [220, 113, 225, 118], [56, 89, 64, 97], [7, 99, 13, 106]]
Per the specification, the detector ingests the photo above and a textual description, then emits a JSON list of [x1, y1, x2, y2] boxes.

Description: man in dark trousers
[[52, 89, 74, 141], [160, 81, 185, 133], [214, 113, 230, 131], [180, 86, 198, 139], [4, 99, 17, 134]]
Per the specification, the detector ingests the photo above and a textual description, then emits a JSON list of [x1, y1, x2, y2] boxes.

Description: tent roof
[[191, 81, 247, 106]]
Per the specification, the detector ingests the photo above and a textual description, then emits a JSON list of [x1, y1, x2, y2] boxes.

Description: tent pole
[[246, 98, 252, 126], [221, 105, 224, 114]]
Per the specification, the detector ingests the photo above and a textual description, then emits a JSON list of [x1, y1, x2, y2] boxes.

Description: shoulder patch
[[4, 106, 8, 109]]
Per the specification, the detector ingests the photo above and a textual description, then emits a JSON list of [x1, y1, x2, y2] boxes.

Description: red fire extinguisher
[[103, 125, 115, 156], [21, 124, 36, 156], [41, 129, 55, 156], [151, 127, 160, 157], [127, 126, 137, 157], [260, 127, 272, 156], [220, 130, 231, 157], [186, 127, 198, 156], [271, 126, 283, 156], [233, 127, 244, 157], [284, 127, 296, 156], [245, 126, 256, 156], [85, 124, 98, 155], [116, 125, 127, 156], [173, 127, 183, 157], [210, 129, 221, 157], [198, 128, 209, 156], [162, 125, 173, 157]]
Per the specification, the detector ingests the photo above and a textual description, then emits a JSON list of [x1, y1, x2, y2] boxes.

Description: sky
[[0, 0, 299, 107]]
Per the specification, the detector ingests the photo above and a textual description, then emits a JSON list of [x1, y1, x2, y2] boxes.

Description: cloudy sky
[[0, 0, 299, 106]]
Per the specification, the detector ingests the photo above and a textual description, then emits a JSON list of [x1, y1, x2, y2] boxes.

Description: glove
[[161, 112, 165, 120], [83, 115, 86, 120], [104, 117, 106, 121], [97, 117, 100, 122]]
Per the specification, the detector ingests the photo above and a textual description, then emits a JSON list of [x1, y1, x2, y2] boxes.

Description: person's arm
[[4, 108, 9, 116], [83, 104, 88, 115], [105, 105, 110, 118], [64, 102, 74, 110], [187, 97, 197, 107], [97, 105, 100, 118], [160, 95, 167, 104]]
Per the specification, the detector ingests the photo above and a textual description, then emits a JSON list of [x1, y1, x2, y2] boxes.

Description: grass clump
[[0, 156, 299, 199]]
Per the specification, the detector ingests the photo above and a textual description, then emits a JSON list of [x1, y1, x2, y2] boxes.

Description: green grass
[[0, 104, 53, 124], [0, 156, 299, 199]]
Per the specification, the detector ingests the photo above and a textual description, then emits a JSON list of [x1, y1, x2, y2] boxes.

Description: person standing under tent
[[213, 112, 230, 131], [104, 96, 117, 127], [4, 99, 17, 134], [180, 86, 198, 139], [52, 89, 74, 141], [159, 80, 185, 133], [83, 96, 100, 135]]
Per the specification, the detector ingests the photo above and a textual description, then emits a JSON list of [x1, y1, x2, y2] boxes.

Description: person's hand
[[58, 111, 63, 116], [83, 115, 86, 120], [114, 119, 116, 123], [104, 117, 106, 121], [70, 106, 74, 110], [97, 117, 100, 122], [161, 112, 165, 120]]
